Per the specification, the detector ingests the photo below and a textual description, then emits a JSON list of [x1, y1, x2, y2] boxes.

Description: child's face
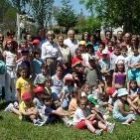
[[130, 82, 137, 89], [99, 44, 105, 51], [114, 48, 120, 55], [22, 53, 28, 60], [20, 69, 27, 78], [44, 99, 52, 106], [79, 100, 87, 109], [21, 43, 26, 48], [117, 63, 124, 71], [41, 67, 48, 75], [56, 67, 63, 77], [45, 80, 52, 87], [121, 48, 127, 56], [35, 53, 40, 59], [84, 85, 91, 93]]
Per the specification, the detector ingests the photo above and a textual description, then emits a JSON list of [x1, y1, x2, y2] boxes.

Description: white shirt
[[41, 41, 62, 60], [4, 51, 16, 67], [73, 108, 86, 124], [64, 38, 79, 56], [59, 45, 71, 63]]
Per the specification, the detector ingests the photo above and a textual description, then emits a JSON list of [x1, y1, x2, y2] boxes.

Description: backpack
[[0, 60, 6, 75]]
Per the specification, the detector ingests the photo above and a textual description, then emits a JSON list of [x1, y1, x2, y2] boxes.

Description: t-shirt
[[128, 54, 140, 70], [73, 107, 90, 124], [16, 77, 32, 97], [51, 75, 64, 97], [4, 51, 16, 67], [99, 59, 110, 71], [32, 58, 43, 75], [19, 101, 34, 113], [64, 38, 79, 56], [85, 67, 98, 86], [110, 53, 120, 70]]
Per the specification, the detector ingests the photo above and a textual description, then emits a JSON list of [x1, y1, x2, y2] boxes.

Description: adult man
[[64, 29, 79, 56], [41, 30, 62, 76]]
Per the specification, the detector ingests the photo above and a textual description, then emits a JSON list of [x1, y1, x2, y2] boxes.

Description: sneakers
[[33, 119, 46, 126], [94, 129, 103, 135], [4, 103, 14, 112], [107, 123, 115, 133]]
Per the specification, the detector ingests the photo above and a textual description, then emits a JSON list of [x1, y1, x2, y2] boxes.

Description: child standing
[[3, 40, 17, 102], [16, 66, 32, 102], [113, 88, 136, 125], [112, 60, 126, 89]]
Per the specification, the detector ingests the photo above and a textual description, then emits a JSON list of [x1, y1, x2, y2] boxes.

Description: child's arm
[[119, 101, 133, 115], [16, 89, 21, 102], [112, 73, 115, 87]]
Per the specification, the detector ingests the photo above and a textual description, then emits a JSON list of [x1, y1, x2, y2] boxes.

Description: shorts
[[75, 120, 87, 129]]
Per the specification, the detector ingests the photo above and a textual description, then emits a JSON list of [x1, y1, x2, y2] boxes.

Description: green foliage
[[30, 0, 54, 28], [80, 0, 140, 33], [54, 0, 78, 32], [76, 17, 101, 33]]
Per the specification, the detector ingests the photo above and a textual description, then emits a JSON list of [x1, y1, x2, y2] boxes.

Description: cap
[[33, 86, 45, 94], [117, 88, 128, 97], [32, 39, 40, 45], [22, 92, 32, 101], [106, 87, 116, 96], [79, 41, 86, 46], [71, 57, 82, 67]]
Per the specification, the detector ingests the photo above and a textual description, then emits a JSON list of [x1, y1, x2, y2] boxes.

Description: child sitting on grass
[[19, 92, 45, 126], [73, 97, 112, 135], [113, 88, 136, 125]]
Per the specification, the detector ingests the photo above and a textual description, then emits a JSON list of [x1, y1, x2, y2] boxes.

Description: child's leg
[[85, 120, 97, 133], [97, 121, 107, 131]]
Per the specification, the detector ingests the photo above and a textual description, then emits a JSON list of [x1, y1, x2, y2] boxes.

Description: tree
[[9, 0, 29, 13], [54, 0, 78, 31], [30, 0, 54, 28], [80, 0, 140, 33]]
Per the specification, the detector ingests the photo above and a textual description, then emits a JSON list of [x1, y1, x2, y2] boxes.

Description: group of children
[[1, 29, 140, 135]]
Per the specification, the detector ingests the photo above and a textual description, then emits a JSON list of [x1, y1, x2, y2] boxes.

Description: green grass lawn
[[0, 111, 140, 140]]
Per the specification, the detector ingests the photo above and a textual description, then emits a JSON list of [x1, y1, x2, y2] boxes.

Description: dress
[[113, 100, 136, 122]]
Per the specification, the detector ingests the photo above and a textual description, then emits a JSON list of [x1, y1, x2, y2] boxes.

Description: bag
[[0, 60, 6, 75]]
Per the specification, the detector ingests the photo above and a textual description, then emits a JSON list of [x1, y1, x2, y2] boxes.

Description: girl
[[60, 74, 75, 109], [113, 88, 136, 125], [51, 65, 64, 99], [31, 48, 43, 80], [112, 60, 126, 89], [3, 40, 17, 102], [128, 80, 139, 105]]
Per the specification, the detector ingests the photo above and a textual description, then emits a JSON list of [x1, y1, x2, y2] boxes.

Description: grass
[[0, 111, 140, 140]]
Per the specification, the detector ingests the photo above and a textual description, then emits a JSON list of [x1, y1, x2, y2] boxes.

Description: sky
[[54, 0, 89, 15]]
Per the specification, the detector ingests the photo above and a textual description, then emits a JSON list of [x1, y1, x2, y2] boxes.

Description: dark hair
[[5, 40, 17, 53], [105, 30, 112, 36], [99, 42, 105, 48], [33, 48, 41, 57]]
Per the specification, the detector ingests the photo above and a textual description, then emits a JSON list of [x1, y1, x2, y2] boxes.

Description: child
[[128, 80, 139, 105], [85, 56, 99, 87], [113, 88, 136, 125], [33, 86, 48, 122], [60, 74, 75, 109], [95, 42, 105, 60], [112, 60, 126, 89], [51, 65, 64, 98], [73, 97, 102, 135], [16, 66, 32, 102], [0, 51, 6, 99], [3, 40, 17, 102], [34, 63, 50, 86], [31, 48, 43, 80], [43, 95, 69, 124], [128, 47, 140, 87], [99, 49, 110, 80], [19, 92, 44, 126]]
